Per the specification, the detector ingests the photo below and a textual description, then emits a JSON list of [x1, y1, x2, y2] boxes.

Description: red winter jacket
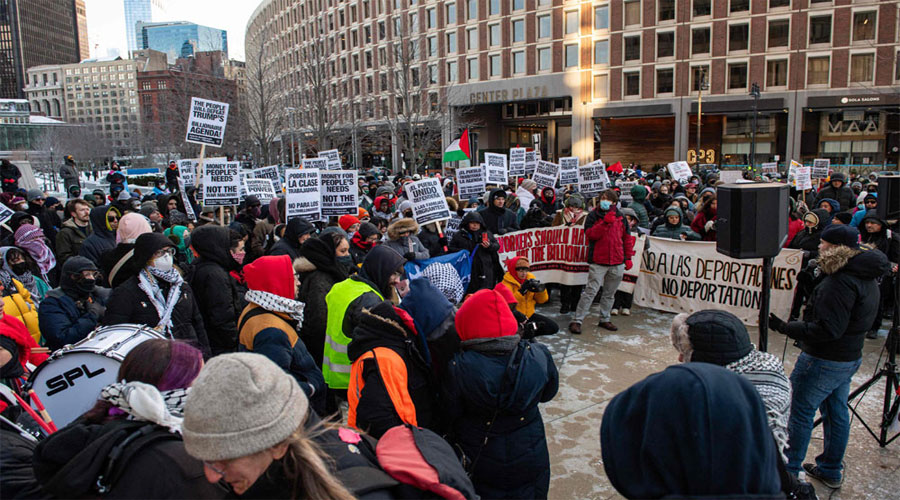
[[0, 313, 48, 371], [584, 206, 635, 266]]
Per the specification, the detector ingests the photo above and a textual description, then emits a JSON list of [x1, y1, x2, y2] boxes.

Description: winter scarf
[[461, 334, 521, 355], [0, 247, 38, 298], [137, 267, 183, 334], [421, 261, 465, 304], [245, 289, 305, 324], [101, 381, 188, 433], [562, 206, 584, 225], [14, 224, 55, 275]]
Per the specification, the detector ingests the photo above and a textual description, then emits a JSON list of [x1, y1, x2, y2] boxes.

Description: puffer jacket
[[2, 279, 40, 344], [479, 188, 519, 235], [188, 226, 243, 356], [627, 185, 651, 229], [383, 218, 430, 261], [814, 174, 855, 214], [501, 258, 548, 318], [296, 236, 349, 368], [652, 206, 701, 240], [78, 205, 120, 266], [38, 287, 109, 351], [583, 205, 635, 266]]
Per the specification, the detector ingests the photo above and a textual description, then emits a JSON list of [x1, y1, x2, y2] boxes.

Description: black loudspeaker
[[877, 176, 900, 222], [717, 183, 789, 259]]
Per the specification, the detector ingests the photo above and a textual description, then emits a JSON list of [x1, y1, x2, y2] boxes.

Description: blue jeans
[[785, 351, 862, 480]]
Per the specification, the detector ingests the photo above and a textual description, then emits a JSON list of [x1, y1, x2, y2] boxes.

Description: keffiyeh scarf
[[101, 381, 188, 433], [246, 289, 305, 324], [137, 267, 183, 334], [726, 348, 792, 461], [422, 262, 465, 305], [14, 225, 55, 275]]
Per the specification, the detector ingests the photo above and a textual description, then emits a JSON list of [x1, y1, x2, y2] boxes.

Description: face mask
[[151, 253, 174, 272], [231, 251, 246, 265], [75, 278, 96, 294], [599, 200, 612, 211], [10, 262, 28, 275], [249, 207, 261, 218], [337, 255, 353, 267]]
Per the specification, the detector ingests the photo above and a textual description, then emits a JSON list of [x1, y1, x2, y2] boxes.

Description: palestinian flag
[[443, 129, 470, 163]]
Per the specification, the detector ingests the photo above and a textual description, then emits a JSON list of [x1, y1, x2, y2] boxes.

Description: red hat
[[339, 214, 360, 231], [357, 207, 370, 219], [244, 255, 295, 300], [492, 282, 517, 304], [455, 289, 518, 341], [504, 256, 528, 284]]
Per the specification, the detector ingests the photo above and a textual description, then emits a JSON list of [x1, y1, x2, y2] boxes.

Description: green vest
[[323, 278, 383, 389]]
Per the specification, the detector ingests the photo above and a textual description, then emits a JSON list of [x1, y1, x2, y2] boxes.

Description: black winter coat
[[296, 237, 348, 367], [102, 274, 211, 358], [0, 428, 48, 499], [187, 226, 243, 356], [815, 183, 855, 214], [0, 161, 21, 193], [79, 206, 118, 266], [449, 211, 502, 295]]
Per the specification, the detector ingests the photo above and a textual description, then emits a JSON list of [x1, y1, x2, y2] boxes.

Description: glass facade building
[[139, 21, 228, 63], [124, 0, 166, 54]]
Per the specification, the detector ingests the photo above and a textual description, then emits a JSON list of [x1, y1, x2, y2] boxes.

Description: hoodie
[[652, 206, 701, 241], [448, 211, 502, 294], [78, 205, 121, 266], [627, 185, 650, 229], [189, 225, 243, 355], [384, 218, 429, 261], [479, 188, 519, 235], [860, 211, 899, 263], [267, 217, 315, 260], [501, 256, 548, 318]]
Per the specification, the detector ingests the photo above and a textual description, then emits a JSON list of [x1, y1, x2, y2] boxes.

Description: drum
[[26, 324, 165, 428]]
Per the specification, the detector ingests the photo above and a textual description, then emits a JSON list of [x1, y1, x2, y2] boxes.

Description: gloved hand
[[403, 252, 416, 261], [768, 313, 787, 333], [704, 220, 715, 232], [603, 211, 617, 224], [87, 300, 106, 319], [529, 279, 546, 293], [624, 260, 633, 271]]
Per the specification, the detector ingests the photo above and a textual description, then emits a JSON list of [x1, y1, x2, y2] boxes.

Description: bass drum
[[26, 324, 165, 429]]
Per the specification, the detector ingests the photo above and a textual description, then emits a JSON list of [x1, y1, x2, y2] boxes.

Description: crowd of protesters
[[0, 154, 894, 499]]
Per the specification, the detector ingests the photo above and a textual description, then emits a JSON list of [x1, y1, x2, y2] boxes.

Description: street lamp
[[749, 82, 761, 173], [697, 69, 709, 164], [286, 107, 297, 167]]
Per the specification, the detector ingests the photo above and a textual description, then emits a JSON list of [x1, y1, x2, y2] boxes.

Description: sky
[[85, 0, 262, 61]]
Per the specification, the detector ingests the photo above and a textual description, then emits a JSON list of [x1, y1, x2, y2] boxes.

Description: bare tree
[[244, 31, 284, 165], [296, 38, 337, 154]]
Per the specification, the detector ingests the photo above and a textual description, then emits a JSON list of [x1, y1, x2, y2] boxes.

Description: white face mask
[[151, 253, 174, 272]]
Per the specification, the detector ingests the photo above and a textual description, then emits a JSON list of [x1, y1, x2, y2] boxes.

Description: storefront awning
[[689, 98, 784, 114], [594, 104, 672, 118]]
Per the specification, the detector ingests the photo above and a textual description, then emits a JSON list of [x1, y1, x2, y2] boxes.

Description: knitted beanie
[[821, 224, 860, 249], [182, 353, 308, 462], [684, 310, 752, 365]]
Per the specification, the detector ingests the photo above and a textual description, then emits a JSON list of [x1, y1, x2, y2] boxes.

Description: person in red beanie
[[338, 214, 360, 236], [239, 255, 326, 415], [443, 289, 558, 500]]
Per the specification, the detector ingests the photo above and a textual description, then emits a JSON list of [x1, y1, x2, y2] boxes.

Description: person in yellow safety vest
[[323, 245, 406, 402]]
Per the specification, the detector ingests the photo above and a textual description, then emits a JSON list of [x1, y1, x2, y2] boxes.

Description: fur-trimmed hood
[[387, 217, 419, 240], [818, 245, 889, 278], [293, 256, 316, 273], [446, 196, 459, 211]]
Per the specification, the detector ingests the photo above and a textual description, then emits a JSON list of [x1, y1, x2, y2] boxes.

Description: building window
[[427, 8, 436, 29], [624, 36, 640, 61], [852, 12, 876, 42], [807, 56, 829, 85], [896, 51, 900, 81], [468, 0, 477, 20], [850, 53, 874, 83], [428, 37, 437, 57], [766, 59, 788, 87], [692, 27, 711, 54], [489, 0, 500, 15], [658, 0, 675, 21], [565, 43, 579, 67], [446, 2, 456, 24], [447, 60, 458, 82], [658, 31, 675, 58], [467, 28, 478, 50], [447, 32, 457, 53], [468, 57, 479, 80], [489, 24, 500, 46], [729, 24, 749, 52], [624, 72, 640, 96], [730, 0, 749, 13], [691, 65, 709, 91], [809, 15, 831, 45], [624, 0, 640, 26], [538, 47, 552, 71], [588, 7, 606, 32], [770, 0, 789, 7], [594, 40, 609, 64], [512, 19, 524, 43], [593, 74, 608, 99], [657, 68, 674, 94], [512, 0, 524, 10], [768, 19, 789, 48], [490, 54, 501, 76], [693, 0, 711, 17], [565, 10, 579, 34], [538, 15, 551, 38], [512, 51, 525, 73], [728, 63, 748, 89]]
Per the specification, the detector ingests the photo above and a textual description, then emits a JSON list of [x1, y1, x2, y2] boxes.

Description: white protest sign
[[185, 97, 229, 147], [201, 160, 240, 206], [578, 161, 610, 196], [719, 170, 744, 183], [457, 166, 486, 200], [633, 237, 803, 325], [618, 180, 636, 203], [667, 161, 693, 183], [509, 148, 526, 177], [559, 157, 579, 186], [176, 177, 197, 221], [285, 168, 321, 221], [812, 158, 830, 179], [320, 170, 358, 217], [0, 203, 14, 226], [404, 178, 451, 225], [177, 159, 197, 188], [250, 165, 282, 192], [795, 166, 812, 191], [243, 178, 277, 203], [318, 149, 342, 170], [524, 151, 538, 175], [484, 153, 508, 185], [302, 157, 328, 170], [444, 213, 463, 239], [761, 162, 778, 174], [533, 161, 560, 190]]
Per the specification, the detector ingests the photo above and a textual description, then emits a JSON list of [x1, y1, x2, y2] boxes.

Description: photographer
[[501, 256, 558, 337]]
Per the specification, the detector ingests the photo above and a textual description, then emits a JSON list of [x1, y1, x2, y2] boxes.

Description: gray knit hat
[[182, 353, 308, 461]]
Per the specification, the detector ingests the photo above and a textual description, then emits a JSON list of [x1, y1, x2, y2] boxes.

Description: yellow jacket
[[3, 279, 41, 344], [501, 272, 548, 318]]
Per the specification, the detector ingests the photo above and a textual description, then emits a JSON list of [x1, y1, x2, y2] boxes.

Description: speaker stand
[[758, 256, 774, 352]]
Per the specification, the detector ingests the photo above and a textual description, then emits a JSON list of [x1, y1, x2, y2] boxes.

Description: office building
[[75, 0, 89, 61], [24, 65, 66, 120], [139, 21, 228, 63], [124, 0, 167, 54]]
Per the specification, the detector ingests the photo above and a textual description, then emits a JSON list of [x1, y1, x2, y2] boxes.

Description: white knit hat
[[182, 353, 308, 461]]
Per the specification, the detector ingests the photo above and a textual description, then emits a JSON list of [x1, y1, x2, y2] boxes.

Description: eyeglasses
[[516, 267, 530, 272], [107, 216, 119, 222], [152, 247, 176, 259], [203, 461, 227, 477], [399, 230, 414, 236]]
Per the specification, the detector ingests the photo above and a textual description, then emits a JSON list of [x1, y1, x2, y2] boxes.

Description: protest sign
[[444, 213, 463, 239], [524, 151, 537, 175], [320, 170, 358, 216], [498, 226, 590, 286], [761, 162, 778, 174], [719, 170, 744, 183], [667, 161, 693, 183], [318, 149, 342, 170], [812, 158, 830, 179], [618, 235, 645, 294], [0, 203, 13, 226], [633, 237, 802, 325], [404, 178, 451, 225], [578, 161, 610, 196], [484, 153, 508, 185], [533, 161, 560, 190], [509, 147, 526, 177], [176, 177, 197, 221], [788, 160, 812, 191], [185, 97, 229, 147], [250, 165, 282, 192], [618, 180, 636, 203], [177, 159, 197, 188], [457, 166, 486, 200], [285, 168, 321, 221], [201, 160, 240, 206], [559, 157, 579, 185], [302, 157, 328, 170], [244, 178, 277, 203]]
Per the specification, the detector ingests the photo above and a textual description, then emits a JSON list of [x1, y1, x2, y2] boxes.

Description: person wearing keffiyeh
[[13, 224, 55, 284]]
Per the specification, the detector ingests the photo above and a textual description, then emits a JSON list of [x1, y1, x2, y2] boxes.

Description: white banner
[[524, 151, 537, 175], [485, 153, 508, 185], [559, 157, 579, 185], [318, 149, 342, 170], [302, 157, 328, 170], [405, 178, 451, 225], [633, 237, 802, 325], [320, 170, 358, 216], [667, 161, 693, 183], [285, 168, 321, 221], [812, 158, 830, 179], [250, 165, 282, 192], [201, 160, 240, 206], [177, 159, 197, 188], [509, 147, 526, 177], [457, 166, 486, 201], [533, 160, 559, 190], [185, 97, 229, 147], [578, 160, 609, 196], [243, 178, 277, 203]]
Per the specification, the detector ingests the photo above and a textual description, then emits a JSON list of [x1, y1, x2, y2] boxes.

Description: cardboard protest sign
[[719, 170, 744, 183], [788, 160, 812, 190], [633, 237, 802, 325], [0, 203, 14, 226], [185, 97, 229, 147], [667, 161, 692, 183], [250, 165, 282, 192], [761, 162, 778, 174], [177, 159, 197, 188], [509, 148, 526, 177], [176, 177, 197, 221], [201, 160, 240, 206], [243, 178, 277, 203], [618, 180, 636, 203], [559, 157, 579, 185], [285, 169, 321, 221], [484, 153, 508, 185], [532, 161, 560, 190], [457, 166, 486, 201], [524, 151, 537, 175], [404, 178, 451, 225], [302, 157, 328, 170], [318, 149, 342, 170], [812, 158, 830, 179], [578, 161, 610, 196], [320, 170, 358, 216]]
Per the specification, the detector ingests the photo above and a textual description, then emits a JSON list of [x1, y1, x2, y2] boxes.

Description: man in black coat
[[769, 225, 889, 488], [267, 216, 315, 260], [188, 225, 244, 356], [814, 172, 855, 215], [448, 211, 502, 295], [479, 188, 519, 236], [78, 205, 120, 266]]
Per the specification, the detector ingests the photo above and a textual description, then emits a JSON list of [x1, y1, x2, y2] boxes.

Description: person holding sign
[[449, 212, 502, 295], [814, 173, 854, 214], [384, 218, 430, 262], [569, 190, 635, 334]]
